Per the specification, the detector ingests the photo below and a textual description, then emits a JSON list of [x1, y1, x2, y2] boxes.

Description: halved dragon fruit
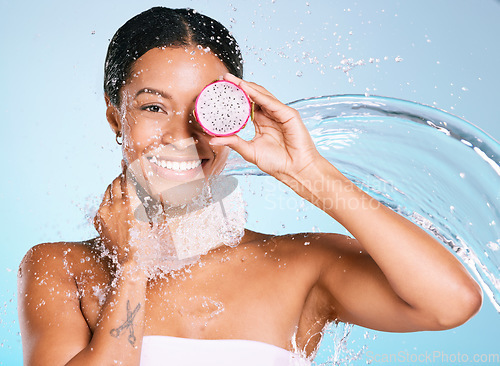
[[194, 80, 252, 137]]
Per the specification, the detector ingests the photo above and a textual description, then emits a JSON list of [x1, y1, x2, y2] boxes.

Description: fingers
[[97, 184, 112, 214], [120, 159, 130, 198], [101, 175, 132, 214], [94, 184, 111, 232], [120, 164, 133, 204], [93, 214, 101, 232], [120, 170, 128, 199], [111, 177, 122, 201], [103, 184, 112, 203], [223, 73, 299, 125], [224, 73, 273, 97]]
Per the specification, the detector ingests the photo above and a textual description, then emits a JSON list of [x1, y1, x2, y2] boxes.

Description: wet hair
[[104, 7, 243, 106]]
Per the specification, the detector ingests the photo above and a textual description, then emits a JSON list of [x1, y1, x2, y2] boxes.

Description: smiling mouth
[[147, 156, 209, 172]]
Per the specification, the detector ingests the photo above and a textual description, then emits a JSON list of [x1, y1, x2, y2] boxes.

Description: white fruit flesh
[[195, 80, 251, 137]]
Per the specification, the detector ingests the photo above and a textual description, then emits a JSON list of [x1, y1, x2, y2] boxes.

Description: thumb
[[209, 135, 255, 164]]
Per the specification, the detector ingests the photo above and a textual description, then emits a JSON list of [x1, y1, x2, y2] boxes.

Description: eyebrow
[[135, 88, 172, 99]]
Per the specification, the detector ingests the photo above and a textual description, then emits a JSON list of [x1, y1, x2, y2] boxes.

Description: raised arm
[[18, 246, 146, 365], [210, 73, 482, 332], [18, 175, 149, 365]]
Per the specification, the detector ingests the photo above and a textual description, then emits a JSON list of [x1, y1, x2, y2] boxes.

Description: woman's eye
[[142, 105, 164, 113]]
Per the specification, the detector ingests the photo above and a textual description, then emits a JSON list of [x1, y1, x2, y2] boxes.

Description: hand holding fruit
[[207, 74, 322, 182]]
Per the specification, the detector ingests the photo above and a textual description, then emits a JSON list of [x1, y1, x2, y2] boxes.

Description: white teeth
[[150, 157, 202, 172]]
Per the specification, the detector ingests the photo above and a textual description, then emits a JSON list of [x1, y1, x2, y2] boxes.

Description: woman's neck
[[133, 177, 247, 276]]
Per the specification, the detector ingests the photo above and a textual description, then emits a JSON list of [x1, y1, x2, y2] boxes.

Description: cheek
[[124, 119, 163, 151]]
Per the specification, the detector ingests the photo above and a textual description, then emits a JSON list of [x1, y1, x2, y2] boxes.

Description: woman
[[18, 7, 482, 366]]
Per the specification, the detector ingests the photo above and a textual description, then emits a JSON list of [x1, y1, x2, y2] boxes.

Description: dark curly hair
[[104, 7, 244, 106]]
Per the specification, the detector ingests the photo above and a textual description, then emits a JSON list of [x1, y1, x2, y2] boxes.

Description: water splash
[[225, 95, 500, 312]]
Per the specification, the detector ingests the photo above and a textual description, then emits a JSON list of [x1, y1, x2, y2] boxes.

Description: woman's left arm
[[211, 74, 482, 332]]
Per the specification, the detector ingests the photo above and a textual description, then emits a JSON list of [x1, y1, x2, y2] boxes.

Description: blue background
[[1, 0, 499, 364]]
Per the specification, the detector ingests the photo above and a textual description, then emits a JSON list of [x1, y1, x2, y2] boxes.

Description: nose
[[161, 109, 202, 149], [168, 136, 199, 151]]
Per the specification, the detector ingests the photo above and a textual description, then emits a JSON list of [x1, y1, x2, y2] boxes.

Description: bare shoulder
[[18, 239, 110, 305], [20, 240, 92, 264], [255, 231, 368, 351], [19, 239, 107, 279], [239, 229, 366, 278], [270, 232, 373, 303], [242, 230, 367, 293], [268, 231, 365, 261], [18, 241, 100, 364]]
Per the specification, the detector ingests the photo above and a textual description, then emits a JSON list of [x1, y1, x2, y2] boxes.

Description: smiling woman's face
[[106, 46, 231, 205]]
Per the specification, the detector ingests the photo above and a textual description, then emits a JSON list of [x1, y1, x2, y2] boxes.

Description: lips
[[149, 156, 202, 171], [145, 156, 208, 182]]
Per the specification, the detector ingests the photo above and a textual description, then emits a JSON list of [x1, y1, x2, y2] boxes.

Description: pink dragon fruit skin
[[194, 80, 252, 137]]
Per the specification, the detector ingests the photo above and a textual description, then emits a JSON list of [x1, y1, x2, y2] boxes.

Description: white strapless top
[[140, 335, 312, 366]]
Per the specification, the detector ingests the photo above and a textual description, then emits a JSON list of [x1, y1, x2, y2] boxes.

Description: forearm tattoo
[[110, 300, 142, 347]]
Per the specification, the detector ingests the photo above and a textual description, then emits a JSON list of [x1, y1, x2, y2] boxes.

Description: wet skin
[[19, 47, 338, 358], [116, 47, 230, 178], [18, 46, 482, 365], [23, 230, 345, 356]]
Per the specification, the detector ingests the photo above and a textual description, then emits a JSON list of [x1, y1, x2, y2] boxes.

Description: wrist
[[281, 155, 342, 194], [115, 259, 147, 282]]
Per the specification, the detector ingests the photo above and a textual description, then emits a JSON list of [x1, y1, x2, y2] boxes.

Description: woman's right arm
[[18, 246, 147, 365], [19, 174, 150, 365]]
